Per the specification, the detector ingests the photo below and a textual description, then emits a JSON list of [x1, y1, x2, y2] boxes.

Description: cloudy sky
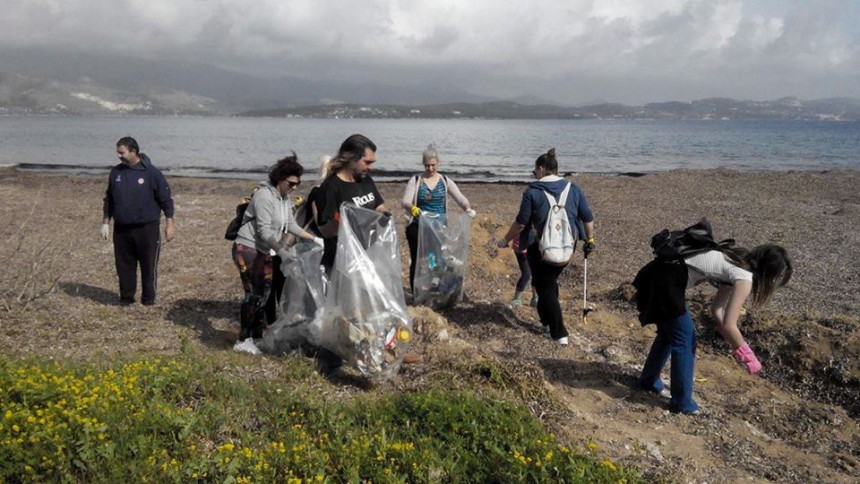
[[2, 0, 858, 104]]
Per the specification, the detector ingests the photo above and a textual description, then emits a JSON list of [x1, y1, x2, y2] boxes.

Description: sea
[[1, 116, 857, 181]]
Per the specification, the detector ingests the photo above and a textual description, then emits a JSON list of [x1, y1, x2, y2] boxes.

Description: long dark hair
[[328, 134, 376, 177], [720, 244, 792, 306]]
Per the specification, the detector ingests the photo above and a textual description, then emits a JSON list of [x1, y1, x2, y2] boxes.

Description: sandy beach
[[1, 167, 858, 481]]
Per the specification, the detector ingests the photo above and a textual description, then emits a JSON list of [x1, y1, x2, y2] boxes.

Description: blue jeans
[[639, 308, 699, 414]]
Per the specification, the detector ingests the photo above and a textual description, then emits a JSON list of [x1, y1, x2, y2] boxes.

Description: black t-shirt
[[316, 175, 384, 269]]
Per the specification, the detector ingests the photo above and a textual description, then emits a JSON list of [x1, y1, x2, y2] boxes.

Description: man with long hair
[[314, 134, 389, 272]]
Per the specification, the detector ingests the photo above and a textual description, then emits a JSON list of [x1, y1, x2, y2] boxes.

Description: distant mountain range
[[240, 98, 860, 121], [0, 48, 491, 115], [1, 49, 858, 120]]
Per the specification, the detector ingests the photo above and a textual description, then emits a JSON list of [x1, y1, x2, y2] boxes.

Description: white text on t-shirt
[[352, 193, 375, 207]]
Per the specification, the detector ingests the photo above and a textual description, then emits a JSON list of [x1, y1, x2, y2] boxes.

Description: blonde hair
[[422, 144, 438, 165], [318, 155, 333, 181]]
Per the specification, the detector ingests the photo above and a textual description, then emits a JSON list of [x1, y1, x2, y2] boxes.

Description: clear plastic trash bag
[[413, 211, 472, 309], [258, 240, 325, 354], [314, 204, 412, 380]]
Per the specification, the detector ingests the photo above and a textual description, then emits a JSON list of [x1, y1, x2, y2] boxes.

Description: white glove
[[100, 223, 110, 240], [276, 248, 290, 261], [311, 236, 325, 248], [466, 209, 476, 218]]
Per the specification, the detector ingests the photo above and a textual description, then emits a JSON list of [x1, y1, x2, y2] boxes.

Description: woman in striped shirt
[[401, 145, 475, 292]]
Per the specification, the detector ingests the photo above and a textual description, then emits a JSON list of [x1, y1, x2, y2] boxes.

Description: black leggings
[[526, 243, 568, 340], [406, 221, 419, 291], [515, 250, 531, 292]]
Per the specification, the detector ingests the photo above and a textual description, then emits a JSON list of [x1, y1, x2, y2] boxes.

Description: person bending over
[[635, 240, 791, 414]]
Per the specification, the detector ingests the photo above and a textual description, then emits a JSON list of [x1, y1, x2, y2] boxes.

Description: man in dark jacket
[[497, 148, 595, 346], [101, 136, 176, 305]]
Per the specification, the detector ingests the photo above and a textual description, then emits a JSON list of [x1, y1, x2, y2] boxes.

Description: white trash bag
[[313, 204, 412, 380], [258, 240, 325, 354], [413, 211, 472, 309]]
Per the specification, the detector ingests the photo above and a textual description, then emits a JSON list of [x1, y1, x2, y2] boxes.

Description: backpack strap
[[558, 183, 571, 208], [543, 183, 572, 207]]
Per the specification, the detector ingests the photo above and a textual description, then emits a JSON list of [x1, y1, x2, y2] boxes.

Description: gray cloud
[[0, 0, 857, 104]]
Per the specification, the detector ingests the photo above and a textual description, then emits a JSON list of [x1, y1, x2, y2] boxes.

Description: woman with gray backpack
[[497, 148, 595, 346]]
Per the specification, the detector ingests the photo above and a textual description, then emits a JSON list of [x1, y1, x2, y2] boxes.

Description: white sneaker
[[658, 387, 671, 399], [233, 338, 262, 355], [555, 336, 569, 347]]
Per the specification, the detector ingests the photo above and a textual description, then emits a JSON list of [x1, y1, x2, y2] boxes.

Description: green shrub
[[0, 356, 640, 483]]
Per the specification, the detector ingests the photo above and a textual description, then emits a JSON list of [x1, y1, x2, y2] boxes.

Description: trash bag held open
[[258, 240, 325, 354], [413, 211, 472, 309], [314, 204, 412, 380]]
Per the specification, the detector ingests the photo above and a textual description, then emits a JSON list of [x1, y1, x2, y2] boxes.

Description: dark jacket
[[103, 154, 175, 225], [515, 176, 593, 248], [633, 258, 689, 327]]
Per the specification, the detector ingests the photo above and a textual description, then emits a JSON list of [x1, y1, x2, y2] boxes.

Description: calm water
[[1, 116, 857, 180]]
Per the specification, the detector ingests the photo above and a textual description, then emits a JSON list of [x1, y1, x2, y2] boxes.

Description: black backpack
[[224, 191, 257, 241], [650, 218, 735, 260]]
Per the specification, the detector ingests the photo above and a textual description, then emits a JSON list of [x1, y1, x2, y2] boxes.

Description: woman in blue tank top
[[401, 145, 475, 292]]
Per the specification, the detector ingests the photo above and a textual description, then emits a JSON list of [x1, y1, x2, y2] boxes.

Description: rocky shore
[[1, 167, 858, 481]]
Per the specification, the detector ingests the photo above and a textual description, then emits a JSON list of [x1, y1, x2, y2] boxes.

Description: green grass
[[0, 353, 641, 483]]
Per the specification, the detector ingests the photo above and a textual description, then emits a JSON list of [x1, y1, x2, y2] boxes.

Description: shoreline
[[8, 164, 860, 184]]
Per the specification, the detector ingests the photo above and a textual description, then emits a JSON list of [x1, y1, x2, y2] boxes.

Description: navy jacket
[[103, 154, 175, 225], [515, 176, 593, 247]]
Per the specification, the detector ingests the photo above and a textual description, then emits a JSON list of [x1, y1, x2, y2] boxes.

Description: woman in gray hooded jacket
[[232, 153, 323, 352]]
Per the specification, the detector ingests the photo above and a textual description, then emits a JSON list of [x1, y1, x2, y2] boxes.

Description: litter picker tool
[[582, 254, 592, 324]]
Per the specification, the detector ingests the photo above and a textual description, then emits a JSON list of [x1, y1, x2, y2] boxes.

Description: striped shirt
[[416, 181, 447, 214]]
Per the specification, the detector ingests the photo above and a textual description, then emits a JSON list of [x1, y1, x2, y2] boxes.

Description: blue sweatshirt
[[103, 154, 175, 225], [515, 176, 593, 247]]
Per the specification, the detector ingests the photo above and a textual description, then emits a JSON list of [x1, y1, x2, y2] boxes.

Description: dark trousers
[[526, 243, 568, 340], [265, 255, 285, 325], [113, 222, 161, 304], [232, 243, 274, 340], [406, 220, 419, 291], [514, 250, 532, 292]]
